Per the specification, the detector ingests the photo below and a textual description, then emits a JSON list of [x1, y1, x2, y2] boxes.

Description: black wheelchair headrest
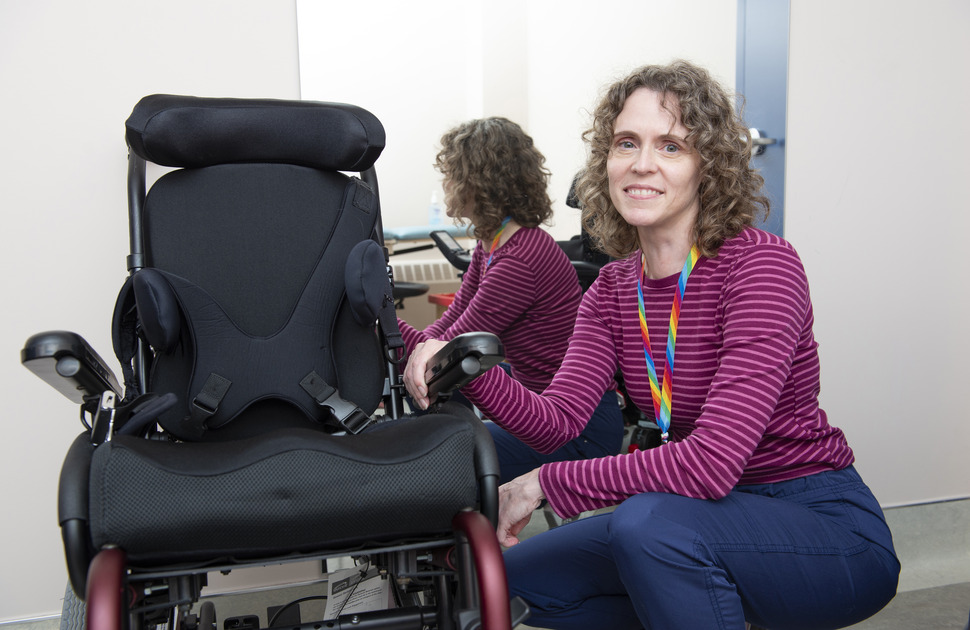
[[125, 94, 385, 172]]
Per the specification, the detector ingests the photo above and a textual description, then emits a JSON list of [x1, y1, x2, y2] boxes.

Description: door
[[736, 0, 789, 237]]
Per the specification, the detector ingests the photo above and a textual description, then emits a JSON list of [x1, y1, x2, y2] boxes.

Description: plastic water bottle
[[428, 191, 444, 226]]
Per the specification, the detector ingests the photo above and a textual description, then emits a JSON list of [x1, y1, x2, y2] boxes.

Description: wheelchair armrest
[[22, 331, 122, 404], [59, 433, 95, 596], [425, 332, 505, 397], [430, 230, 472, 273]]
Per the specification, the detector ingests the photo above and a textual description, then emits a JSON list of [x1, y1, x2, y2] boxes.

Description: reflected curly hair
[[435, 117, 553, 241], [575, 60, 769, 259]]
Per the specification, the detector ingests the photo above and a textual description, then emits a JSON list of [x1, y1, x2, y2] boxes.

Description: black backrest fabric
[[145, 165, 352, 336], [142, 164, 384, 439], [126, 95, 385, 171]]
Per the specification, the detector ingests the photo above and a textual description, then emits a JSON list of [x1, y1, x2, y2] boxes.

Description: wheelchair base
[[79, 510, 525, 630]]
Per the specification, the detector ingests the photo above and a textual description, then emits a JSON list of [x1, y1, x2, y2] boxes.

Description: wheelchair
[[22, 94, 528, 630]]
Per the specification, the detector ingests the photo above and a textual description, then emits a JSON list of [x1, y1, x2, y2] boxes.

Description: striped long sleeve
[[400, 227, 581, 393], [464, 227, 854, 518]]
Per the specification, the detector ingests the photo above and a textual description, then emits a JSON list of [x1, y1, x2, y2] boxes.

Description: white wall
[[0, 1, 301, 621], [785, 0, 970, 507], [297, 0, 737, 240], [1, 0, 967, 623]]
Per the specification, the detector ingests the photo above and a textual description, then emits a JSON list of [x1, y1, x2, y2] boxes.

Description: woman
[[399, 116, 624, 484], [405, 62, 899, 629]]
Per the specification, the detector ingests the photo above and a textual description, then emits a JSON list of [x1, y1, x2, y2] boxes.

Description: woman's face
[[606, 88, 702, 240]]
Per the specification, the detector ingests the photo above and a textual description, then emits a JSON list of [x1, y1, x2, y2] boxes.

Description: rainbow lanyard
[[485, 216, 512, 269], [636, 244, 700, 444]]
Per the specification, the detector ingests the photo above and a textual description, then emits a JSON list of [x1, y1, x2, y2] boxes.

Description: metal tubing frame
[[126, 151, 152, 395], [86, 547, 127, 630], [452, 510, 512, 630]]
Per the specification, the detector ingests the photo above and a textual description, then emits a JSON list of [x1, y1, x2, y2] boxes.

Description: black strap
[[111, 276, 140, 400], [379, 288, 404, 354], [300, 371, 372, 434], [382, 313, 403, 350], [187, 373, 232, 435], [376, 243, 404, 353], [115, 393, 179, 437]]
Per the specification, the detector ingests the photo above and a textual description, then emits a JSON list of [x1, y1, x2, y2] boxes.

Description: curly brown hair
[[575, 60, 769, 259], [434, 117, 554, 241]]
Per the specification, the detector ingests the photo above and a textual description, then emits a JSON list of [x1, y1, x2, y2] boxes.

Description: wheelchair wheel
[[194, 601, 216, 630], [59, 582, 85, 630], [173, 601, 217, 630]]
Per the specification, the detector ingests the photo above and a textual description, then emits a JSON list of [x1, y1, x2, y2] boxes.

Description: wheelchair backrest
[[115, 95, 390, 441]]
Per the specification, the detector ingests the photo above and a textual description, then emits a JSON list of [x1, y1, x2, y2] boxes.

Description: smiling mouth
[[625, 186, 663, 199]]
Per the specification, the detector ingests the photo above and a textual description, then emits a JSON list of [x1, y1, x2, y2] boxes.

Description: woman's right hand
[[402, 338, 449, 410], [497, 468, 546, 547]]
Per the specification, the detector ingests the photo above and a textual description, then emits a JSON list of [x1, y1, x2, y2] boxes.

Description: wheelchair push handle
[[425, 332, 504, 397]]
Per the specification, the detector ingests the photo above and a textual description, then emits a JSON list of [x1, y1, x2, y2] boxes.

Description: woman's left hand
[[497, 468, 546, 547]]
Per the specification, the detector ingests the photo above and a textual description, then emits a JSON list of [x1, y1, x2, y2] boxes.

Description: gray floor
[[176, 578, 970, 630], [3, 499, 968, 630], [512, 501, 970, 630], [843, 582, 970, 630]]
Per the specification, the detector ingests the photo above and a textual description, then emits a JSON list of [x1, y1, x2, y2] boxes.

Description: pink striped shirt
[[399, 227, 582, 393], [464, 227, 854, 518]]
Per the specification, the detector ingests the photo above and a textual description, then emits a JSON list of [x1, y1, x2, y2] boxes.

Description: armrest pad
[[430, 230, 472, 273], [22, 331, 122, 404], [425, 332, 505, 397]]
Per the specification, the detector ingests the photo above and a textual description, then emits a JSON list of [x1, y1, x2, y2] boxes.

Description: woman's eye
[[614, 140, 637, 153], [662, 143, 680, 153]]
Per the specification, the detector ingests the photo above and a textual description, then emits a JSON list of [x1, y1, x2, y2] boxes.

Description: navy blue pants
[[486, 389, 624, 485], [505, 465, 899, 629]]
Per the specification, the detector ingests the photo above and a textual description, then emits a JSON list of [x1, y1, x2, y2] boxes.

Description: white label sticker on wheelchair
[[324, 565, 395, 619]]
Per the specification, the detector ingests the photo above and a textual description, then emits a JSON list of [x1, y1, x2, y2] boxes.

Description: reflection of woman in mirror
[[399, 117, 624, 485]]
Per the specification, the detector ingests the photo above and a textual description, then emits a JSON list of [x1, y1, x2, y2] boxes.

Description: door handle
[[748, 128, 777, 155]]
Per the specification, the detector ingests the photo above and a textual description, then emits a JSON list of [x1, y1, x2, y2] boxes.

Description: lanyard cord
[[485, 216, 512, 270], [636, 244, 700, 443]]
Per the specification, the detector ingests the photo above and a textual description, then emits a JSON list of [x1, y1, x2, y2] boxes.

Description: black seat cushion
[[89, 413, 485, 566]]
